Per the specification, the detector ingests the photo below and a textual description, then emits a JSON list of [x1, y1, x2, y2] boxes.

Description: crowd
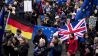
[[2, 29, 29, 56], [2, 27, 98, 56], [32, 0, 98, 56], [32, 28, 98, 56], [3, 0, 98, 28], [1, 0, 98, 56]]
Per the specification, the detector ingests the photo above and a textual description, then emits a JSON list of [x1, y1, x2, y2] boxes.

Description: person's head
[[54, 36, 59, 42], [12, 7, 16, 14], [75, 5, 79, 9], [12, 33, 14, 36], [96, 31, 98, 34], [96, 31, 98, 37], [52, 32, 59, 44], [46, 2, 49, 7], [12, 37, 19, 43], [14, 1, 17, 5], [44, 17, 49, 22], [8, 4, 12, 9], [83, 33, 89, 39], [94, 37, 98, 43], [53, 32, 59, 38], [56, 18, 61, 22], [69, 33, 74, 38], [16, 29, 22, 35], [18, 37, 27, 45], [39, 38, 46, 47], [55, 15, 60, 19], [5, 30, 12, 36], [89, 25, 93, 30], [94, 9, 97, 14], [38, 29, 43, 35], [41, 0, 45, 2]]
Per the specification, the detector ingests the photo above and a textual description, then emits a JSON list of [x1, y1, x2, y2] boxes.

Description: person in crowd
[[2, 30, 14, 56], [94, 6, 98, 17], [42, 17, 51, 27], [66, 34, 78, 56], [2, 0, 98, 56], [11, 7, 16, 14], [10, 37, 19, 56], [0, 0, 4, 10], [14, 29, 23, 41], [3, 30, 29, 56], [83, 33, 94, 56], [78, 36, 85, 56], [88, 25, 96, 40], [18, 37, 29, 56], [49, 33, 63, 56], [96, 18, 98, 32], [94, 31, 98, 56], [33, 29, 48, 56], [44, 2, 51, 14], [7, 4, 13, 12], [71, 12, 76, 22], [94, 37, 98, 56], [33, 29, 48, 47], [74, 4, 80, 12], [89, 15, 97, 29], [53, 16, 62, 28], [31, 9, 39, 25], [34, 37, 48, 56], [95, 31, 98, 37]]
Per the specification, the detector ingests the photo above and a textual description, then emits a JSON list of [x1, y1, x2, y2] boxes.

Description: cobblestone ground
[[28, 40, 34, 56], [28, 40, 80, 56]]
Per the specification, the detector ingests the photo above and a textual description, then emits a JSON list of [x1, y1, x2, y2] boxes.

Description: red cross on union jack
[[58, 18, 87, 40]]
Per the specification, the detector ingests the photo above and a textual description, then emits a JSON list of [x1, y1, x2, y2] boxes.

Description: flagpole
[[5, 11, 11, 29], [2, 10, 11, 40]]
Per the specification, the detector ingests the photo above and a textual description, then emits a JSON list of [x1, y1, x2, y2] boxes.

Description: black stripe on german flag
[[6, 14, 34, 39]]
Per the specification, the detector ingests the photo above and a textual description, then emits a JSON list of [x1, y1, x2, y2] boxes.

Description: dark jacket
[[10, 39, 19, 56], [84, 38, 94, 56], [34, 46, 48, 56], [18, 43, 29, 56], [33, 34, 48, 47], [51, 45, 62, 56]]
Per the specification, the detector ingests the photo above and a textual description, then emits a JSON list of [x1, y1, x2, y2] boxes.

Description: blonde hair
[[94, 37, 98, 43], [39, 38, 46, 47]]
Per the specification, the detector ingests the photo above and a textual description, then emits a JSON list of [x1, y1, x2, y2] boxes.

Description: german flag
[[6, 14, 33, 39]]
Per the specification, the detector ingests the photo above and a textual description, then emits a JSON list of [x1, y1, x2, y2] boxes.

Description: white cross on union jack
[[58, 18, 87, 40]]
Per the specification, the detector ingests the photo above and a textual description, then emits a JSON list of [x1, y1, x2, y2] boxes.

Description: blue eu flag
[[0, 7, 5, 36], [0, 7, 5, 55], [75, 0, 95, 20], [32, 25, 58, 43], [5, 0, 14, 4], [93, 0, 98, 5], [57, 0, 67, 6]]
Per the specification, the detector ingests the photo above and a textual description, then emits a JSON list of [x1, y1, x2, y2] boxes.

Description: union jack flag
[[57, 18, 87, 41]]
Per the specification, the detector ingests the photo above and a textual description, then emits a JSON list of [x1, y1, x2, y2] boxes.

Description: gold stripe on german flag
[[6, 14, 33, 39]]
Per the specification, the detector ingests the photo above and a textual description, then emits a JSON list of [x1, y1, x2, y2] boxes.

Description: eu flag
[[5, 0, 14, 4], [0, 7, 5, 55], [0, 7, 5, 36], [93, 0, 98, 5], [75, 0, 95, 20], [36, 0, 41, 3], [32, 25, 58, 43], [57, 0, 67, 6]]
